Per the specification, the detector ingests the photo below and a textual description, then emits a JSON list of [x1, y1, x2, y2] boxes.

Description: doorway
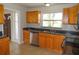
[[4, 13, 11, 39]]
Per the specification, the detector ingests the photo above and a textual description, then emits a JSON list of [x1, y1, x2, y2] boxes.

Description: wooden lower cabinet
[[46, 34, 53, 50], [23, 30, 30, 44], [53, 35, 65, 54], [39, 32, 65, 54], [0, 37, 10, 55], [39, 32, 47, 48]]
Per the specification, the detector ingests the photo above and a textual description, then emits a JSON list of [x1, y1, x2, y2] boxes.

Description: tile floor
[[10, 42, 58, 55]]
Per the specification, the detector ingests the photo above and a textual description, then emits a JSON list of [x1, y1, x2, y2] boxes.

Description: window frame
[[42, 12, 63, 28]]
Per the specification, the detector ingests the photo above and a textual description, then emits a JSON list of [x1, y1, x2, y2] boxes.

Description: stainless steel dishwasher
[[30, 31, 39, 46]]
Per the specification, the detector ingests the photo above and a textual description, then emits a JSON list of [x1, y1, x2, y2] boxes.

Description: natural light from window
[[15, 12, 19, 39], [42, 12, 63, 28]]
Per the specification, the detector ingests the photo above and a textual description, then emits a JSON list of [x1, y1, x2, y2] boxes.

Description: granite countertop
[[24, 27, 79, 48], [23, 27, 79, 39]]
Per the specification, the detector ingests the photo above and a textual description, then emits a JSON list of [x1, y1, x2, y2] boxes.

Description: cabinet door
[[26, 11, 40, 23], [23, 30, 30, 44], [26, 12, 33, 23], [53, 35, 65, 54], [0, 4, 4, 24], [63, 8, 69, 24], [0, 37, 10, 55], [0, 43, 4, 54], [69, 5, 78, 25], [39, 32, 46, 48], [46, 34, 53, 51]]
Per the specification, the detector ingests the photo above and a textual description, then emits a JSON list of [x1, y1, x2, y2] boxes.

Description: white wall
[[3, 3, 27, 44], [26, 3, 77, 31]]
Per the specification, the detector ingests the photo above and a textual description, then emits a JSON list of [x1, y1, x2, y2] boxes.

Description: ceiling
[[20, 3, 45, 8], [20, 3, 75, 8]]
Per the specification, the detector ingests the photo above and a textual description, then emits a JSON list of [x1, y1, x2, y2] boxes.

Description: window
[[42, 13, 63, 28]]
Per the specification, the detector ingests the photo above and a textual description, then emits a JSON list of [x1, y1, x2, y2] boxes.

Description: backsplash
[[62, 25, 76, 31], [26, 24, 76, 31]]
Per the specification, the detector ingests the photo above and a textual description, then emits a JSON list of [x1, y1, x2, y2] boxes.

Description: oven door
[[30, 31, 39, 46]]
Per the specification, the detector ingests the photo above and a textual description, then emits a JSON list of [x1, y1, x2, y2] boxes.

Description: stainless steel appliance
[[31, 31, 39, 46]]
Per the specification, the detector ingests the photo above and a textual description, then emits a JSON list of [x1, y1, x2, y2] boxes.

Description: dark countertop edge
[[0, 35, 8, 39], [23, 27, 79, 36], [23, 27, 79, 32]]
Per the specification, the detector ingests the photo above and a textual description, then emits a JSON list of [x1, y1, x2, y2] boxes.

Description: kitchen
[[0, 3, 79, 55]]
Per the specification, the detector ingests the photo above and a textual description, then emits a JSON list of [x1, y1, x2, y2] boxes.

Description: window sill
[[41, 26, 62, 29]]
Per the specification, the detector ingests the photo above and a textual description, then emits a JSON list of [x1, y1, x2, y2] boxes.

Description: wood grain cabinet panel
[[23, 30, 30, 44], [63, 8, 69, 24], [0, 37, 10, 55], [39, 32, 47, 48], [46, 34, 53, 51], [39, 32, 65, 54], [0, 4, 4, 24], [26, 11, 40, 24], [53, 35, 65, 54], [63, 4, 79, 25], [68, 5, 78, 25]]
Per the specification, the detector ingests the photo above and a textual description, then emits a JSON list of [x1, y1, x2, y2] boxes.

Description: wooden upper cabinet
[[68, 5, 78, 25], [26, 11, 40, 24], [63, 8, 69, 24], [0, 4, 4, 24]]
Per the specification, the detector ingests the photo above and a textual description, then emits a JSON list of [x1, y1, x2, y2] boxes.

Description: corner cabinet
[[26, 11, 40, 24], [0, 4, 4, 24], [63, 4, 78, 25]]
